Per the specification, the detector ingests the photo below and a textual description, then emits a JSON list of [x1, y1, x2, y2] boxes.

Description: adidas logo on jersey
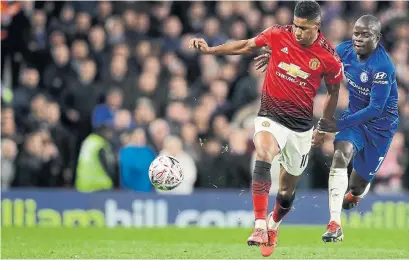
[[281, 47, 288, 54]]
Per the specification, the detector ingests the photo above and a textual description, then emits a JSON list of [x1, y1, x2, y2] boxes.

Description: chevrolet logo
[[278, 62, 310, 79]]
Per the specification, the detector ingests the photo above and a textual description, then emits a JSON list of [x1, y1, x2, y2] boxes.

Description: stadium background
[[1, 0, 409, 230]]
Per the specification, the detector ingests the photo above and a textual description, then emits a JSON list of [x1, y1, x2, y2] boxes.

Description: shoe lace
[[253, 228, 265, 236], [327, 221, 339, 232], [267, 230, 278, 245]]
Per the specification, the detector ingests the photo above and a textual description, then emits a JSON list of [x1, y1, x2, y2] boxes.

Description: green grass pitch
[[2, 227, 409, 259]]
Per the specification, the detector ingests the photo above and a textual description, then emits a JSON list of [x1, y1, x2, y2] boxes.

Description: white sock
[[255, 219, 267, 230], [267, 217, 282, 231], [328, 168, 348, 225]]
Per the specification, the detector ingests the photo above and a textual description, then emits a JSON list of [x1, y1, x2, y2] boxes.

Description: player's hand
[[254, 47, 272, 72], [318, 118, 338, 133], [312, 129, 325, 147], [188, 38, 211, 54]]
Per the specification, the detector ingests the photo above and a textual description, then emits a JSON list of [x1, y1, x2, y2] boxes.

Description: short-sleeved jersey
[[335, 40, 399, 137], [254, 25, 343, 132]]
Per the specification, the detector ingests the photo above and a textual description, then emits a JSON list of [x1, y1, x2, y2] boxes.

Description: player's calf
[[327, 142, 353, 224], [249, 160, 272, 246], [249, 131, 279, 246]]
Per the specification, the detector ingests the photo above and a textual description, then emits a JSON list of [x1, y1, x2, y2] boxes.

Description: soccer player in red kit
[[190, 1, 342, 257]]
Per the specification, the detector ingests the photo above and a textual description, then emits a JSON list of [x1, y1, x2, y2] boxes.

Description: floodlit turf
[[2, 227, 408, 259]]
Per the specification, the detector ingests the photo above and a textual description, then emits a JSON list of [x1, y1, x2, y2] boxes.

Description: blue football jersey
[[335, 40, 399, 137]]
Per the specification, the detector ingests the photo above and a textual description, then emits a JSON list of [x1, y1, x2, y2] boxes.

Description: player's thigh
[[278, 166, 301, 194], [334, 126, 365, 157], [279, 127, 314, 177], [253, 117, 288, 160], [353, 137, 392, 182]]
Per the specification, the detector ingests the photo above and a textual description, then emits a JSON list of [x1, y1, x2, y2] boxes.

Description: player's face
[[293, 16, 320, 46], [352, 23, 379, 56]]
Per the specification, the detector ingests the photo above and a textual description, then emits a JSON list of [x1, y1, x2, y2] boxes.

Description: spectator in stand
[[137, 71, 167, 116], [12, 132, 44, 187], [92, 88, 123, 129], [161, 16, 182, 53], [148, 119, 170, 154], [225, 129, 252, 189], [112, 109, 134, 151], [13, 68, 40, 121], [75, 124, 117, 192], [1, 107, 23, 145], [166, 101, 191, 135], [60, 59, 101, 143], [102, 55, 134, 105], [43, 44, 75, 98], [181, 122, 201, 162], [1, 139, 17, 190], [26, 9, 49, 75], [74, 12, 91, 41], [88, 25, 109, 75], [12, 131, 61, 187], [133, 97, 156, 128], [231, 61, 262, 111], [69, 39, 89, 75], [46, 100, 76, 186], [119, 128, 155, 192], [195, 136, 230, 189], [105, 16, 126, 46]]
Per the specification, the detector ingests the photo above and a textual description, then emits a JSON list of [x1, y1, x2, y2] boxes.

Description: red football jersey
[[254, 25, 343, 132]]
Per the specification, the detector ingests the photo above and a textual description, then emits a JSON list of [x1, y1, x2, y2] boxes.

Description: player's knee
[[332, 149, 353, 168], [277, 189, 293, 200], [255, 144, 278, 162], [277, 188, 295, 208]]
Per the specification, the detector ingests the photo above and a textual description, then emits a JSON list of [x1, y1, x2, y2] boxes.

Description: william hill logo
[[1, 199, 168, 227], [1, 198, 408, 228], [342, 201, 409, 229]]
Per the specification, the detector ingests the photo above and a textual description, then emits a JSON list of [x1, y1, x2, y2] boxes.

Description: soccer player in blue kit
[[254, 14, 399, 243], [317, 14, 399, 242]]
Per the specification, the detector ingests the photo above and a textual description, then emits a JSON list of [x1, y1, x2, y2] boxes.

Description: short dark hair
[[357, 15, 382, 35], [294, 0, 321, 21]]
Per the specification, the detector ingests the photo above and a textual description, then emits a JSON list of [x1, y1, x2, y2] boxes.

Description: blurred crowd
[[1, 1, 408, 194]]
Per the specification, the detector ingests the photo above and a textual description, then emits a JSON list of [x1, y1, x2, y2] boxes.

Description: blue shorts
[[334, 125, 394, 181]]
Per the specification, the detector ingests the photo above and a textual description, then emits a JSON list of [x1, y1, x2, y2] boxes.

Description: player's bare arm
[[189, 37, 260, 55], [313, 82, 340, 145], [320, 82, 341, 131], [322, 83, 340, 120]]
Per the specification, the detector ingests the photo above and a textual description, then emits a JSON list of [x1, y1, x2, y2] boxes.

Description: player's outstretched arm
[[322, 82, 341, 120], [189, 37, 260, 55]]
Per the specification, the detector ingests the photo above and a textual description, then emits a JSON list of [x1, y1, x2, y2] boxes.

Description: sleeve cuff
[[254, 35, 266, 47]]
